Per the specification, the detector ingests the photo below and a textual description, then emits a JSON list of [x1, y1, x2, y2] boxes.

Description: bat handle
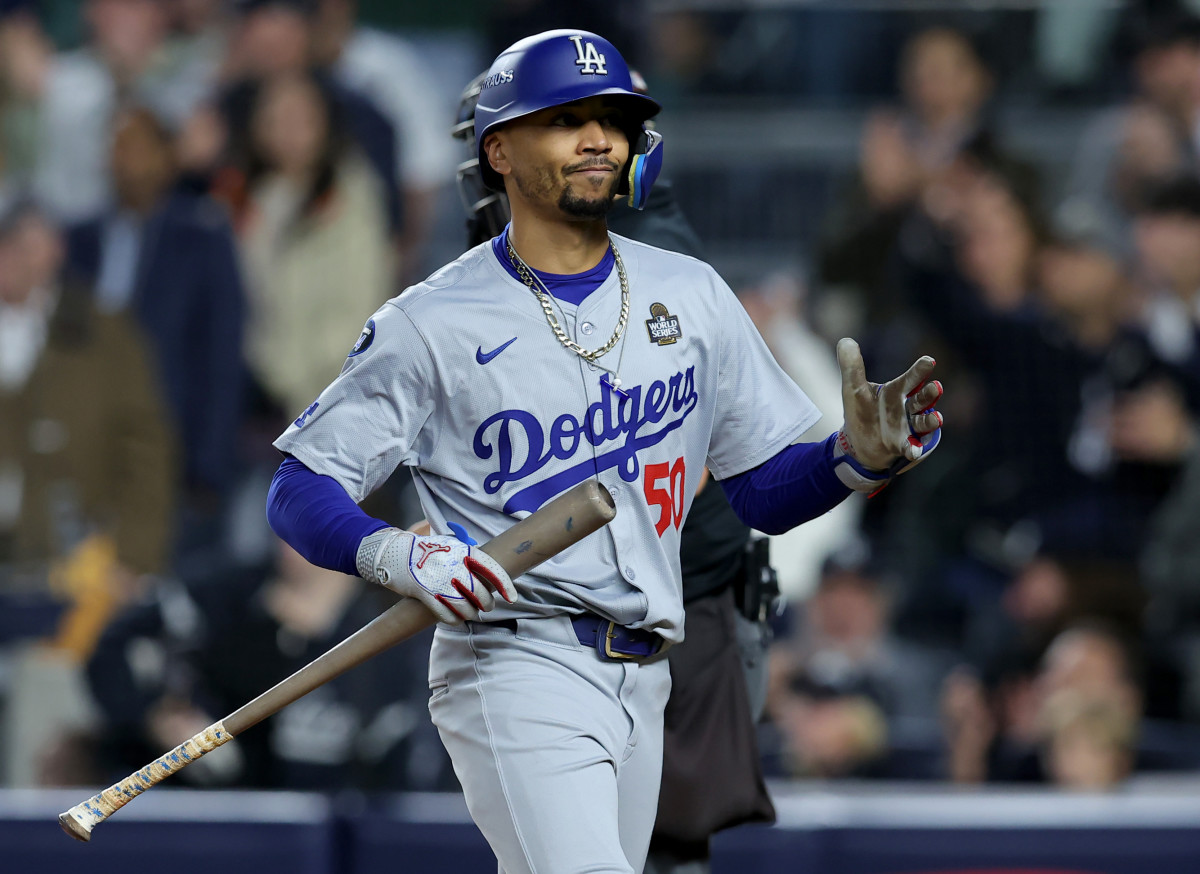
[[58, 721, 231, 842]]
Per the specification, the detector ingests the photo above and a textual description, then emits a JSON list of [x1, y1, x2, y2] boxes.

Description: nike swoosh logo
[[476, 337, 517, 365]]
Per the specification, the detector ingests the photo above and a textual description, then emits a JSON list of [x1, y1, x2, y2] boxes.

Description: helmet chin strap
[[624, 129, 664, 210]]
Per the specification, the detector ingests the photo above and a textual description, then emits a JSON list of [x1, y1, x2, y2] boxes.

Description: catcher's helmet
[[471, 29, 664, 210], [452, 72, 510, 246]]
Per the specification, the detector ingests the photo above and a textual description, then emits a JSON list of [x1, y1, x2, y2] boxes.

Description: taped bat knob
[[59, 812, 93, 842]]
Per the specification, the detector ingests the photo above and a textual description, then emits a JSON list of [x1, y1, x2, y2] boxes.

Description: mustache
[[565, 159, 619, 174]]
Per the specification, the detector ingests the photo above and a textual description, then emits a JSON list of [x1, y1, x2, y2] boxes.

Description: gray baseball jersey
[[274, 233, 820, 642]]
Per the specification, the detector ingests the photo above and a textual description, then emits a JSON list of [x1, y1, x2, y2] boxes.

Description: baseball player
[[451, 69, 777, 874], [265, 29, 943, 874]]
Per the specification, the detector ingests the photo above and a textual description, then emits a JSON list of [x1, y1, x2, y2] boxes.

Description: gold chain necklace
[[506, 236, 630, 364]]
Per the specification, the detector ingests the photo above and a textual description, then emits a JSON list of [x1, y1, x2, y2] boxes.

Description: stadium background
[[4, 0, 1200, 870]]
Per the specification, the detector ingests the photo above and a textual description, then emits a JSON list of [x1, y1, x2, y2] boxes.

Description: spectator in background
[[1060, 177, 1200, 589], [817, 26, 1008, 350], [0, 200, 177, 788], [943, 622, 1144, 790], [312, 0, 457, 281], [1141, 420, 1200, 722], [0, 200, 175, 579], [1039, 202, 1179, 500], [0, 3, 50, 193], [889, 160, 1185, 647], [880, 159, 1048, 643], [215, 0, 400, 242], [765, 548, 954, 779], [233, 70, 392, 426], [3, 0, 216, 222], [1041, 627, 1142, 791], [84, 537, 452, 791], [1129, 174, 1200, 724], [767, 674, 889, 780], [771, 550, 953, 721], [941, 651, 1041, 785], [955, 166, 1046, 314], [64, 105, 247, 568], [1133, 174, 1200, 383], [1040, 691, 1138, 791], [967, 548, 1146, 694], [1066, 13, 1200, 232]]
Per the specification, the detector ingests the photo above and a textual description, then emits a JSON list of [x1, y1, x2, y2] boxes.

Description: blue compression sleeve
[[719, 434, 851, 535], [266, 456, 391, 575]]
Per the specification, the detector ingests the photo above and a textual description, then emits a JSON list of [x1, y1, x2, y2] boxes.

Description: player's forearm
[[266, 455, 390, 575], [718, 434, 851, 535]]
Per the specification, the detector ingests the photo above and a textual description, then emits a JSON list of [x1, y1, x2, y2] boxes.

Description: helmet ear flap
[[623, 129, 664, 210]]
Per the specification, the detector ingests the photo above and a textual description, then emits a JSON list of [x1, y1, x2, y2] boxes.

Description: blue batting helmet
[[473, 30, 664, 210]]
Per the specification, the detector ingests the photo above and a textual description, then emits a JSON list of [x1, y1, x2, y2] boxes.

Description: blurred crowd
[[0, 0, 465, 792], [3, 0, 1200, 805], [760, 4, 1200, 792]]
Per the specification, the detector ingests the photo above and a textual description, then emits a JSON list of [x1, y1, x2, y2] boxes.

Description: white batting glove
[[355, 528, 515, 624], [833, 337, 943, 494]]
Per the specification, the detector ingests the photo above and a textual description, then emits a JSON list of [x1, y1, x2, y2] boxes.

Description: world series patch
[[348, 318, 376, 357], [645, 303, 682, 346]]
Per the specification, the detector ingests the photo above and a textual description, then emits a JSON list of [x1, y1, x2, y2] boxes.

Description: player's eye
[[551, 113, 580, 127]]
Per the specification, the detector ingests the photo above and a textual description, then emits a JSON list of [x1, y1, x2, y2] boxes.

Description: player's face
[[488, 97, 631, 221]]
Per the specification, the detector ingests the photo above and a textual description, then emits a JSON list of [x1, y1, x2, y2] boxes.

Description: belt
[[483, 614, 664, 661], [570, 613, 664, 661]]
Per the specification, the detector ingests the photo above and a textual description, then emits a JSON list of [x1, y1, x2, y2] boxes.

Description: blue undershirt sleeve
[[266, 455, 391, 576], [718, 434, 852, 535]]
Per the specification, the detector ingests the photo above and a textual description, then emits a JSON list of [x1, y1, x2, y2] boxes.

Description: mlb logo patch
[[645, 303, 682, 346]]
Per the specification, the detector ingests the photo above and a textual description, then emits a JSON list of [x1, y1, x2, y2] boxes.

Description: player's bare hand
[[833, 338, 943, 492], [356, 528, 516, 624]]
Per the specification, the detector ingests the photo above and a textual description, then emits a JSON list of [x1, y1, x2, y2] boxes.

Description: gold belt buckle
[[602, 621, 635, 660]]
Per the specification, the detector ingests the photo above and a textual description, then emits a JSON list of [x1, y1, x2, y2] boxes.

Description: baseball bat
[[59, 480, 616, 842]]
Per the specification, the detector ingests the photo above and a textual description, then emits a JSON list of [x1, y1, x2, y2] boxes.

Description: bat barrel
[[484, 479, 615, 577]]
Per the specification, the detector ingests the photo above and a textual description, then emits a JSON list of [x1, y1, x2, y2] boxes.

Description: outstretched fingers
[[910, 409, 943, 436], [906, 377, 943, 439], [906, 379, 943, 414], [837, 338, 871, 397], [895, 355, 937, 397]]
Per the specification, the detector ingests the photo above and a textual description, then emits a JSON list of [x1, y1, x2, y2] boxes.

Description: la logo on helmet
[[569, 35, 607, 75]]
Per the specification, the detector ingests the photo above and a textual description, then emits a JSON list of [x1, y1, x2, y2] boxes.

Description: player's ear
[[482, 131, 511, 179]]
